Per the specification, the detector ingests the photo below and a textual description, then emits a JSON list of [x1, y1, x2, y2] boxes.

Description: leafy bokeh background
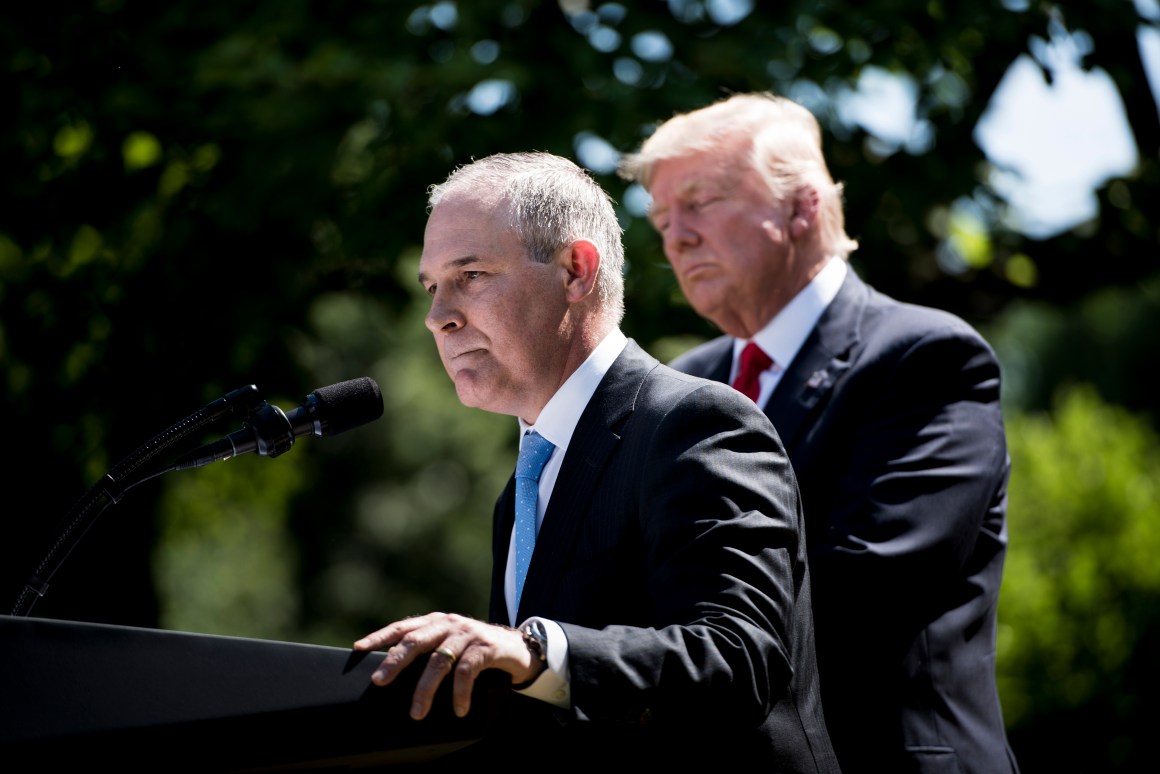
[[2, 2, 1158, 771]]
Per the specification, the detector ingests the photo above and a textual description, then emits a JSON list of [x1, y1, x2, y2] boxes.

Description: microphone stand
[[9, 385, 265, 618]]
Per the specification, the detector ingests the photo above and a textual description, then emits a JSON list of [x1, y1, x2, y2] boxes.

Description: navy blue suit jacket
[[476, 340, 839, 771], [670, 269, 1019, 773]]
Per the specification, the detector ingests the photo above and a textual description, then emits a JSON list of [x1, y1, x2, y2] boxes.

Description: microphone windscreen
[[310, 377, 384, 436]]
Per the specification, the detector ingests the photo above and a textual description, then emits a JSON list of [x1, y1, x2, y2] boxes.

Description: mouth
[[680, 261, 716, 282], [447, 347, 485, 362]]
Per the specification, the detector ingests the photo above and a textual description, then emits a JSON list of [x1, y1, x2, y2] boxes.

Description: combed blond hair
[[619, 92, 858, 259]]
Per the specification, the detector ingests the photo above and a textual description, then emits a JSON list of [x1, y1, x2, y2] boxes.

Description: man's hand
[[354, 612, 543, 720]]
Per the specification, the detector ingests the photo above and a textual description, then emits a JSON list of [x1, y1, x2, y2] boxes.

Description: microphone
[[173, 377, 383, 470]]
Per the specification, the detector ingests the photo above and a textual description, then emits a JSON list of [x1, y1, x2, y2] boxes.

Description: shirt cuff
[[512, 617, 571, 708]]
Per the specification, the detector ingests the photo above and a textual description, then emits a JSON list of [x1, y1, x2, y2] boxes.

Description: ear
[[790, 187, 820, 239], [560, 239, 601, 304]]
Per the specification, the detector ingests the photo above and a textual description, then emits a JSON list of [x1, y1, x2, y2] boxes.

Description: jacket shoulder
[[667, 334, 732, 375], [859, 283, 997, 356]]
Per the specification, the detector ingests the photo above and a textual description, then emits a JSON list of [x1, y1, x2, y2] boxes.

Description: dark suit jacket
[[670, 268, 1019, 773], [471, 340, 839, 771]]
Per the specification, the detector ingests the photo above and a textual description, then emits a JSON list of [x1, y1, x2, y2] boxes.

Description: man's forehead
[[648, 166, 714, 214], [654, 155, 731, 190], [422, 200, 492, 252]]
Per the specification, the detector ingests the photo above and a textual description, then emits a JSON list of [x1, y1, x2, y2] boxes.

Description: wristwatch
[[520, 618, 549, 665]]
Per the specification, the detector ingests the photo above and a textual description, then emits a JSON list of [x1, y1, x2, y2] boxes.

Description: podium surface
[[0, 614, 504, 770]]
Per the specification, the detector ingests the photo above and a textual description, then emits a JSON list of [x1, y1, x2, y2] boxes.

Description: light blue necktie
[[514, 430, 555, 611]]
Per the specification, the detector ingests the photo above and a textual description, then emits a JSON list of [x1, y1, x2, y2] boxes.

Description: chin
[[453, 375, 501, 413], [451, 372, 478, 401], [453, 384, 486, 409], [682, 283, 722, 313], [688, 298, 724, 323]]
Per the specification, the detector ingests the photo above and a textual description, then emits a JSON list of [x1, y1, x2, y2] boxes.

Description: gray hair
[[618, 92, 859, 260], [429, 152, 626, 324]]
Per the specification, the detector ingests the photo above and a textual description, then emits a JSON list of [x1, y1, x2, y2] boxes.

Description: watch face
[[522, 620, 548, 661]]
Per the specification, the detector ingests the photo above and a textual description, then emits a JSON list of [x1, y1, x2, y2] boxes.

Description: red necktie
[[731, 341, 773, 403]]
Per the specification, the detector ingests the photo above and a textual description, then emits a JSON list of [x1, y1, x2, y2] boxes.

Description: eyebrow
[[417, 255, 482, 285], [648, 178, 711, 220]]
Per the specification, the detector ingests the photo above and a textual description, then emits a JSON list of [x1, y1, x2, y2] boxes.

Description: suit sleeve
[[558, 377, 806, 729], [805, 318, 1010, 658]]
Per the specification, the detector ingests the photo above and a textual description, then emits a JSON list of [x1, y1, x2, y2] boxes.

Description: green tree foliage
[[1000, 384, 1160, 772], [991, 273, 1160, 423], [156, 446, 308, 640]]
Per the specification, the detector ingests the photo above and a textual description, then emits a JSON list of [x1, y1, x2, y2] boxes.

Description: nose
[[425, 288, 464, 334], [661, 210, 698, 259]]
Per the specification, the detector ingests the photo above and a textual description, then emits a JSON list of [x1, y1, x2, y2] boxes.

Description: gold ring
[[434, 646, 457, 664]]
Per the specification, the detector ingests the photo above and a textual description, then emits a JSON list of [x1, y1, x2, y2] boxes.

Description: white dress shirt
[[730, 256, 847, 409], [507, 328, 628, 707]]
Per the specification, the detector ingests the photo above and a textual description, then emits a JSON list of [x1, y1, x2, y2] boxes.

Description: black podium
[[0, 614, 506, 771]]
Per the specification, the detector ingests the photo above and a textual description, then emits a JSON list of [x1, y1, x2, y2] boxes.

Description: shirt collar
[[735, 255, 847, 369], [519, 328, 628, 452]]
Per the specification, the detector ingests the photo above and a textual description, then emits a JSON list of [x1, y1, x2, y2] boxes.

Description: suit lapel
[[514, 340, 654, 621], [701, 339, 733, 384], [765, 270, 865, 450]]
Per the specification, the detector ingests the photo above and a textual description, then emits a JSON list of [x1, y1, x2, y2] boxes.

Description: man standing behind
[[355, 151, 839, 770], [619, 92, 1019, 773]]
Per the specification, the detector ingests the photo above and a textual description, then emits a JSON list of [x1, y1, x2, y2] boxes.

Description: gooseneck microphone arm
[[10, 384, 265, 618], [9, 377, 384, 618]]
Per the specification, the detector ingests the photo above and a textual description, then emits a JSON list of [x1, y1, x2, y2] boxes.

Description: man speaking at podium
[[353, 152, 839, 771]]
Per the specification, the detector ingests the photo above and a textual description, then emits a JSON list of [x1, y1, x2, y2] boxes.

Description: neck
[[519, 316, 614, 425]]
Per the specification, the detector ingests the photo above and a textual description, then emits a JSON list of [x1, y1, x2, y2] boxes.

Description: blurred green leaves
[[122, 131, 162, 171], [156, 446, 308, 640], [999, 384, 1160, 766], [55, 121, 93, 160]]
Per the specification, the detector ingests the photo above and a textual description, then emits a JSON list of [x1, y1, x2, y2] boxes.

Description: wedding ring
[[434, 646, 457, 664]]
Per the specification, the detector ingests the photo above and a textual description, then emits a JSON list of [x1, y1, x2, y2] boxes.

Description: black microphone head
[[308, 377, 384, 436]]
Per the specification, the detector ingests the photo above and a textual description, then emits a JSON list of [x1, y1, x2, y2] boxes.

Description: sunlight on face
[[419, 194, 570, 422]]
